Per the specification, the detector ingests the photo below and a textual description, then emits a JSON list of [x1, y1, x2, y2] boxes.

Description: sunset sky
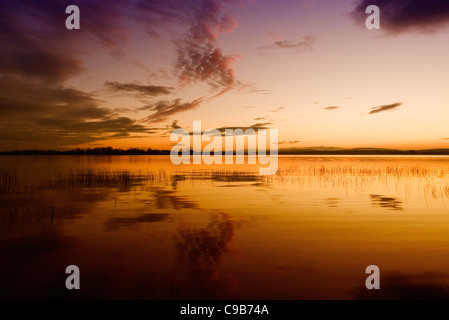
[[1, 0, 449, 151]]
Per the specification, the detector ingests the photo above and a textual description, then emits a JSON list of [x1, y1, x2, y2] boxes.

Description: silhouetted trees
[[2, 147, 449, 156], [0, 147, 170, 155]]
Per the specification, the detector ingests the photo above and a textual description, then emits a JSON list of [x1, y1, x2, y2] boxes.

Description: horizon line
[[2, 146, 449, 156]]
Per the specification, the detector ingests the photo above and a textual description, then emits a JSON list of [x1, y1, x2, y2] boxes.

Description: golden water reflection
[[1, 155, 449, 299]]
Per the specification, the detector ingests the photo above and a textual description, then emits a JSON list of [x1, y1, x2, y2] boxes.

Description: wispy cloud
[[270, 107, 287, 113], [369, 102, 402, 114], [237, 82, 273, 95], [274, 37, 315, 50], [177, 122, 274, 137], [278, 140, 301, 145], [323, 106, 341, 111], [216, 122, 273, 135], [159, 120, 183, 137], [141, 98, 204, 123], [351, 0, 449, 34], [258, 34, 315, 54], [105, 81, 173, 97], [170, 120, 182, 130], [241, 88, 272, 95]]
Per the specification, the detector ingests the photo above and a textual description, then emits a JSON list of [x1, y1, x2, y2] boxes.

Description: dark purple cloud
[[0, 76, 154, 149], [176, 46, 237, 89], [351, 0, 449, 34], [0, 0, 246, 142], [0, 0, 243, 89], [0, 76, 107, 120], [174, 0, 241, 89], [0, 0, 131, 82]]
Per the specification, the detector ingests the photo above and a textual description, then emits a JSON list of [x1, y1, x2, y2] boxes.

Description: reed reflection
[[370, 194, 404, 211], [174, 212, 239, 299]]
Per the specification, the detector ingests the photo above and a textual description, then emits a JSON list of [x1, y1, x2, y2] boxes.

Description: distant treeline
[[278, 148, 449, 155], [0, 147, 170, 155], [2, 147, 449, 156]]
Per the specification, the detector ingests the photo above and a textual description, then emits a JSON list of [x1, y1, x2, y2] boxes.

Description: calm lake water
[[2, 155, 449, 299]]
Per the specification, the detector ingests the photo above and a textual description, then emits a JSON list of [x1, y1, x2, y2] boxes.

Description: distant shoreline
[[2, 147, 449, 156]]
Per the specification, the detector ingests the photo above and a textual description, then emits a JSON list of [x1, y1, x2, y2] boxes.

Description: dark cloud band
[[105, 81, 173, 97], [351, 0, 449, 33]]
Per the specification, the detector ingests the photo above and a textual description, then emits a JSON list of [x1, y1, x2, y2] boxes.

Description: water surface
[[2, 155, 449, 299]]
